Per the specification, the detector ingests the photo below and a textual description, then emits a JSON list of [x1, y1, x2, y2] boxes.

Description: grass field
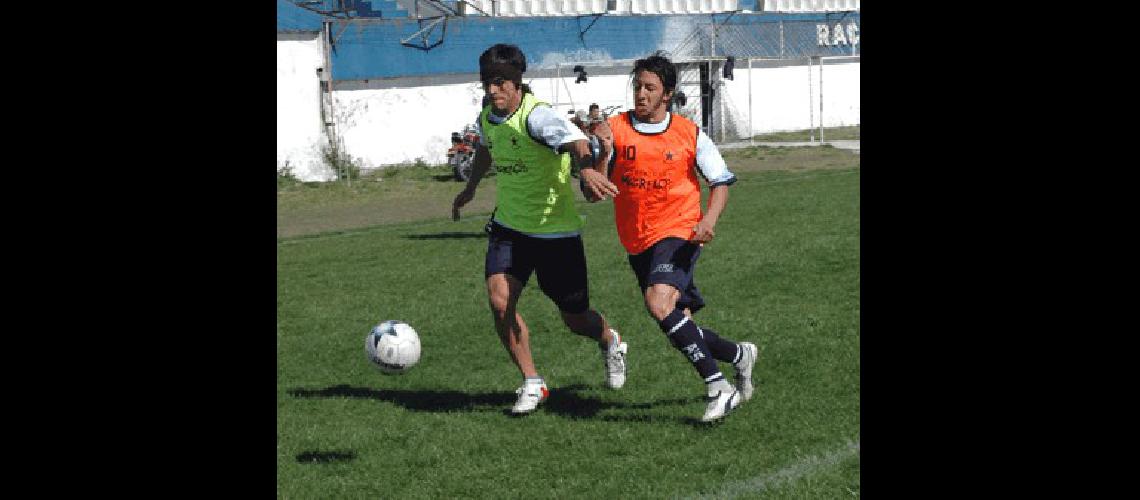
[[277, 146, 860, 498], [277, 146, 859, 238], [749, 126, 860, 142]]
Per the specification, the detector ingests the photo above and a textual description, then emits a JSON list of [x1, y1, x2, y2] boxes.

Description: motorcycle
[[447, 124, 480, 182]]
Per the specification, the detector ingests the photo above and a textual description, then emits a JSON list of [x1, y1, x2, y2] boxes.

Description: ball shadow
[[295, 450, 356, 464]]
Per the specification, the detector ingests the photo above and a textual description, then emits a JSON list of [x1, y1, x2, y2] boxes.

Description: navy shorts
[[485, 221, 590, 314], [628, 237, 706, 314]]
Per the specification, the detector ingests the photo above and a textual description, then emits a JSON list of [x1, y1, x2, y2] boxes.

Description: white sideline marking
[[680, 440, 860, 499]]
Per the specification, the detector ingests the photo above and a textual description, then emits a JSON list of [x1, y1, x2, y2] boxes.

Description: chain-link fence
[[674, 14, 860, 59], [295, 11, 859, 179], [674, 15, 860, 143], [546, 54, 858, 145], [544, 14, 860, 144]]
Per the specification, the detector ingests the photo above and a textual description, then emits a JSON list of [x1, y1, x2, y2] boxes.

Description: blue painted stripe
[[326, 12, 857, 80]]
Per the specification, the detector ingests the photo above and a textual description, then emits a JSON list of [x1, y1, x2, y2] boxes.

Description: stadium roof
[[278, 0, 324, 32]]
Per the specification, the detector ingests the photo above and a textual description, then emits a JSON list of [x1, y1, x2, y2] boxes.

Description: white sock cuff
[[667, 316, 690, 335], [704, 372, 726, 384]]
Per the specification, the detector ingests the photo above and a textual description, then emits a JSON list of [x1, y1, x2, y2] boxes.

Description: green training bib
[[480, 93, 582, 234]]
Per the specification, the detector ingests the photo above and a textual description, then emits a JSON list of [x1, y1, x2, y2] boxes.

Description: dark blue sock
[[698, 326, 742, 364], [658, 309, 723, 383]]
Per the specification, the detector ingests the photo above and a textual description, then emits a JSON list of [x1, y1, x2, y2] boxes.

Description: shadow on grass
[[402, 232, 486, 240], [289, 384, 513, 412], [288, 383, 706, 426], [432, 174, 460, 182], [295, 450, 356, 464], [542, 384, 702, 422], [548, 385, 722, 428]]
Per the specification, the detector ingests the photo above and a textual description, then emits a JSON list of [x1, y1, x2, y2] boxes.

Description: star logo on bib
[[665, 151, 675, 161]]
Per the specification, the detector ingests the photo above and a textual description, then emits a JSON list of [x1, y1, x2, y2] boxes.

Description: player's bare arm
[[691, 184, 729, 244], [452, 144, 493, 220], [562, 120, 618, 201]]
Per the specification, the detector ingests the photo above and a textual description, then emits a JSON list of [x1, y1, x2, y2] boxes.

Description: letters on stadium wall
[[817, 22, 859, 46]]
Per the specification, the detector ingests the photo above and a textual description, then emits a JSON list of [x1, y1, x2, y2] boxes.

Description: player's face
[[632, 70, 673, 123], [483, 77, 522, 116]]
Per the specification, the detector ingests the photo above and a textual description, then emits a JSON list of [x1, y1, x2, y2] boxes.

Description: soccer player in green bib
[[452, 44, 626, 415]]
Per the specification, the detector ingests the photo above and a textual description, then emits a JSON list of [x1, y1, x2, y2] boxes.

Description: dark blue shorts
[[628, 237, 706, 314], [485, 221, 590, 314]]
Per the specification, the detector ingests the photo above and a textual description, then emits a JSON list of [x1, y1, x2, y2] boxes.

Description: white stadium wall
[[537, 72, 636, 123], [723, 58, 859, 136], [812, 59, 860, 129], [329, 80, 488, 169], [327, 72, 635, 169], [277, 33, 332, 182], [327, 59, 859, 169]]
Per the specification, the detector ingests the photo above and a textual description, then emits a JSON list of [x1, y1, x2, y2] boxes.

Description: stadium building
[[278, 0, 860, 181]]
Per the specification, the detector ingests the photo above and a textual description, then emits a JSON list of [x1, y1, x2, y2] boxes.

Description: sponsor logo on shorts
[[653, 263, 674, 274]]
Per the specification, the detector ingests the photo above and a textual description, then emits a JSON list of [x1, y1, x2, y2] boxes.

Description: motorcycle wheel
[[452, 152, 474, 182]]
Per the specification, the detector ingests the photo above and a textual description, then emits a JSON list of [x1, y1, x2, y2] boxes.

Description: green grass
[[750, 126, 860, 142], [277, 163, 498, 239], [277, 148, 859, 498]]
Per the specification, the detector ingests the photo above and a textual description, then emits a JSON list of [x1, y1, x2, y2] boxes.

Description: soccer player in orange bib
[[578, 53, 759, 423]]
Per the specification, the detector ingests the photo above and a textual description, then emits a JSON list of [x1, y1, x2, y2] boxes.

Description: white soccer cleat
[[701, 383, 741, 422], [511, 380, 549, 415], [602, 330, 628, 389], [734, 342, 758, 402]]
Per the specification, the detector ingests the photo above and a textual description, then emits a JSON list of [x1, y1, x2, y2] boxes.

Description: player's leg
[[486, 272, 536, 378], [560, 308, 613, 346], [635, 238, 740, 422], [644, 284, 723, 386], [679, 290, 737, 364], [485, 223, 547, 414], [535, 235, 627, 389], [684, 307, 758, 402], [560, 308, 627, 390]]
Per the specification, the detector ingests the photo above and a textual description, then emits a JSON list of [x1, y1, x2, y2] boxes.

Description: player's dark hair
[[479, 43, 526, 90], [589, 103, 599, 111], [631, 52, 677, 94]]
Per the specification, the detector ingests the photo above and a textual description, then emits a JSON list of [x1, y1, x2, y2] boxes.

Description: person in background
[[588, 103, 602, 124]]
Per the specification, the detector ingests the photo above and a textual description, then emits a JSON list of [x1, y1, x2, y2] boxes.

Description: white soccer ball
[[364, 320, 421, 374]]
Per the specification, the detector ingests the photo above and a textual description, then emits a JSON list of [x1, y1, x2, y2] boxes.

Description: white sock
[[604, 329, 620, 350], [707, 378, 733, 396]]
